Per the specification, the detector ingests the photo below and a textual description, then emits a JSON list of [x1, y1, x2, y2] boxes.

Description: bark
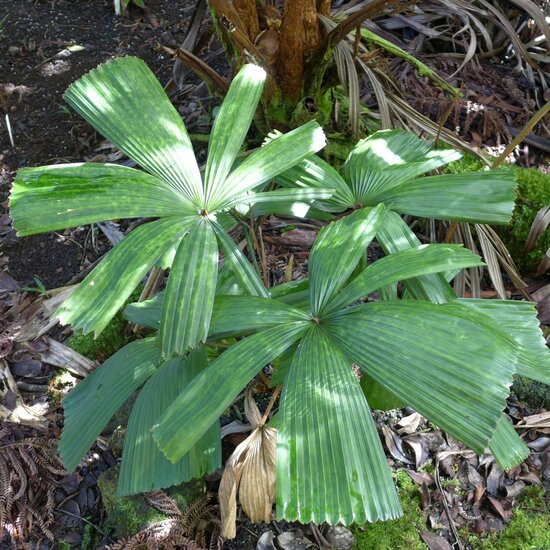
[[276, 0, 320, 103], [233, 0, 259, 41]]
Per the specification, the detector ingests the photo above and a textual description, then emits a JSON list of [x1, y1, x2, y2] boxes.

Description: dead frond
[[107, 492, 219, 550], [0, 434, 66, 545]]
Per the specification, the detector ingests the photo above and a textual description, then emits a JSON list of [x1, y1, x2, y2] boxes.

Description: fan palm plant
[[10, 56, 329, 359], [149, 206, 550, 524]]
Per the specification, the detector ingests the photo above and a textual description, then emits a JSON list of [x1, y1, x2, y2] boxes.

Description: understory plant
[[9, 56, 550, 529]]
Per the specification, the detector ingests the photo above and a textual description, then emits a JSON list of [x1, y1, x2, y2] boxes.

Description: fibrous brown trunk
[[233, 0, 259, 41], [276, 0, 320, 103]]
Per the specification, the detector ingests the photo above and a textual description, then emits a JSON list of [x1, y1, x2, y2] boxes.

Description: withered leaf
[[219, 391, 276, 539]]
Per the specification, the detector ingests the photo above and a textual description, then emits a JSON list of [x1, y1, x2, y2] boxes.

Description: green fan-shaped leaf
[[376, 210, 455, 303], [209, 296, 309, 340], [216, 121, 326, 209], [309, 205, 387, 316], [488, 415, 529, 471], [325, 244, 484, 314], [153, 322, 309, 463], [343, 129, 461, 203], [225, 188, 334, 210], [59, 338, 159, 470], [458, 299, 550, 384], [274, 153, 354, 210], [10, 163, 192, 236], [118, 347, 220, 496], [160, 219, 218, 358], [204, 64, 266, 206], [64, 56, 203, 204], [124, 293, 162, 329], [360, 373, 406, 411], [325, 301, 517, 453], [277, 328, 401, 524], [57, 216, 195, 335], [378, 169, 516, 224]]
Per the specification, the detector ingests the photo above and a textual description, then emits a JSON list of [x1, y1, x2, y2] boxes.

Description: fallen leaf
[[420, 530, 452, 549], [277, 531, 314, 550], [219, 391, 276, 538]]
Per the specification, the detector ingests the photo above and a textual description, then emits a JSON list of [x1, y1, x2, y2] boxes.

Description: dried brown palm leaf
[[475, 223, 528, 295], [219, 389, 277, 539], [536, 247, 550, 276], [524, 204, 550, 253], [476, 223, 508, 299]]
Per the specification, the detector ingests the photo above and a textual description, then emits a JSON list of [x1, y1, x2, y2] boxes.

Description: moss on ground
[[66, 287, 142, 361], [512, 375, 550, 409], [98, 465, 206, 540], [351, 469, 427, 550], [444, 154, 550, 273], [502, 167, 550, 274], [466, 486, 550, 550]]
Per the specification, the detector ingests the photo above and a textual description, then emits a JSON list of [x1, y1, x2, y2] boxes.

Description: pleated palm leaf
[[151, 205, 550, 525], [270, 129, 550, 469], [274, 128, 517, 298], [10, 56, 329, 359]]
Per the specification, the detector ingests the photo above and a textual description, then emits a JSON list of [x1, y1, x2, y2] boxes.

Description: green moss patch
[[351, 470, 427, 550], [66, 287, 142, 361], [467, 486, 550, 550], [98, 465, 205, 540]]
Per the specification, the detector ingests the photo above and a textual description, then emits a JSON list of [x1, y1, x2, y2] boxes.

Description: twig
[[56, 509, 108, 537], [493, 101, 550, 168]]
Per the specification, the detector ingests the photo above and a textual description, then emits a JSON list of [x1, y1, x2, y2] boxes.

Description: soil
[[0, 0, 199, 288], [1, 1, 550, 549]]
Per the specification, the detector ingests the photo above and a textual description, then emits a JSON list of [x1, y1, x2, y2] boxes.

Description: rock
[[324, 525, 355, 550]]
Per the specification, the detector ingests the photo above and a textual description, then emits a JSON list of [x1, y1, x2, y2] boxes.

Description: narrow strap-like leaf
[[64, 56, 203, 204], [59, 338, 159, 470], [458, 298, 550, 384], [376, 210, 455, 303], [153, 322, 309, 463], [215, 121, 326, 210], [377, 169, 516, 224], [160, 219, 218, 358], [342, 129, 461, 203], [204, 64, 266, 206], [224, 188, 334, 210], [57, 216, 195, 335], [209, 295, 310, 339], [324, 244, 484, 314], [309, 205, 387, 316], [117, 347, 220, 496], [325, 301, 516, 453], [212, 222, 268, 298], [10, 163, 193, 236], [488, 415, 529, 471], [277, 328, 401, 525]]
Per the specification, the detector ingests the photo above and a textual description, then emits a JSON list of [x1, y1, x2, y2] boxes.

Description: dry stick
[[435, 456, 464, 550], [257, 225, 269, 287], [163, 47, 230, 96], [261, 386, 281, 425], [493, 101, 550, 168]]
